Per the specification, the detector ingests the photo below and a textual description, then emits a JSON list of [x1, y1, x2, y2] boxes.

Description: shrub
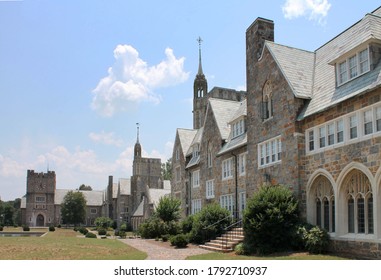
[[120, 223, 128, 232], [49, 226, 55, 232], [138, 217, 180, 239], [180, 215, 194, 234], [85, 232, 97, 238], [243, 185, 299, 255], [73, 227, 78, 232], [98, 228, 107, 235], [23, 225, 30, 232], [78, 227, 88, 235], [303, 226, 330, 254], [94, 217, 113, 230], [118, 230, 126, 239], [57, 224, 61, 228], [0, 226, 3, 231], [190, 203, 232, 244], [161, 234, 170, 242], [234, 243, 248, 255], [170, 234, 188, 248], [154, 196, 181, 222]]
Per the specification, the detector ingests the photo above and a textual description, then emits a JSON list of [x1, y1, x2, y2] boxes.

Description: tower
[[193, 36, 208, 129]]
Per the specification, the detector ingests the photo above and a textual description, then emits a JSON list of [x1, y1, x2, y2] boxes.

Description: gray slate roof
[[208, 98, 241, 140], [298, 11, 381, 119], [177, 128, 197, 158], [265, 41, 314, 99], [218, 133, 247, 156], [118, 178, 131, 196], [54, 189, 104, 206], [229, 99, 247, 123]]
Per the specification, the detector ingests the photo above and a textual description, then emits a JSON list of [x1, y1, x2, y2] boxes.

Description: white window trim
[[220, 193, 235, 215], [90, 208, 97, 214], [238, 152, 247, 176], [222, 158, 233, 180], [258, 136, 282, 168], [306, 101, 381, 155], [336, 47, 370, 87], [191, 199, 202, 215], [206, 179, 215, 199], [192, 169, 200, 188]]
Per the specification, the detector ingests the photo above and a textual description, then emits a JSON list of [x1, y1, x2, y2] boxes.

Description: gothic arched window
[[261, 80, 273, 120], [343, 170, 373, 234]]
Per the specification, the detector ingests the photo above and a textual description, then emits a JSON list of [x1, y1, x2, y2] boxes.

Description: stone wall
[[330, 239, 381, 259]]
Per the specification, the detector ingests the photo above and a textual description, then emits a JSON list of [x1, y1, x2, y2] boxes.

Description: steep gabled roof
[[208, 98, 241, 140], [298, 12, 381, 119], [118, 178, 131, 196], [229, 99, 247, 124], [264, 41, 315, 99], [177, 128, 197, 158]]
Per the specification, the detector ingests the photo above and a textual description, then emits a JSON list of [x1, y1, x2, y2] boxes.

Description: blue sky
[[0, 0, 380, 201]]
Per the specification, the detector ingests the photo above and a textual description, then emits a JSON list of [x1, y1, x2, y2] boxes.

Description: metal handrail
[[224, 219, 242, 231], [202, 215, 232, 230]]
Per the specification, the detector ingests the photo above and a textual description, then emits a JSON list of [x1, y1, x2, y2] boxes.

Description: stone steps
[[199, 227, 244, 253]]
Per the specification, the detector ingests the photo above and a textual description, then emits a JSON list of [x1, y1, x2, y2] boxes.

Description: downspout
[[188, 170, 192, 216], [231, 153, 239, 221]]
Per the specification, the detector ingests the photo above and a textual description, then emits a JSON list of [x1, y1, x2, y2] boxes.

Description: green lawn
[[0, 228, 147, 260], [187, 252, 347, 260]]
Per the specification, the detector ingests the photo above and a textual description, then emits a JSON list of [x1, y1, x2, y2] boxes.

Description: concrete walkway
[[119, 238, 210, 260]]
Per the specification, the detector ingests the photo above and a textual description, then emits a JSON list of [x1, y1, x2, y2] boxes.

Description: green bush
[[73, 227, 78, 232], [94, 217, 113, 230], [57, 224, 61, 228], [180, 215, 194, 234], [78, 227, 88, 235], [98, 228, 107, 235], [49, 226, 55, 232], [190, 203, 232, 244], [85, 232, 97, 238], [154, 196, 181, 222], [303, 226, 330, 254], [0, 226, 3, 231], [118, 230, 126, 239], [138, 217, 180, 239], [234, 243, 248, 255], [243, 185, 299, 255], [23, 225, 30, 232], [120, 223, 128, 232], [161, 234, 170, 242], [170, 234, 188, 248]]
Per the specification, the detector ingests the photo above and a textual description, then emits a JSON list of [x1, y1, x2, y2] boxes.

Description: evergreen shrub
[[85, 232, 97, 238], [243, 185, 299, 254], [170, 234, 188, 248]]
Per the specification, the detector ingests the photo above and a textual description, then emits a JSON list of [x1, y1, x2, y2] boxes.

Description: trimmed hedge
[[85, 232, 97, 238], [170, 234, 188, 248]]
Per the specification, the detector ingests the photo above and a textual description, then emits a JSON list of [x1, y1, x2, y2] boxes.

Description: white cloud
[[89, 131, 123, 147], [92, 45, 189, 117], [282, 0, 331, 24]]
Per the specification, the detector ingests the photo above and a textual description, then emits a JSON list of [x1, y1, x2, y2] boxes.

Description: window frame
[[258, 136, 282, 168], [336, 47, 370, 87]]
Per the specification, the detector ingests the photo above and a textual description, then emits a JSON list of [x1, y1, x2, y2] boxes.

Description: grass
[[186, 252, 348, 260], [0, 228, 147, 260]]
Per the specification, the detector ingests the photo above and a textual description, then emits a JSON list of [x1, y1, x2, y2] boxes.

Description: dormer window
[[192, 144, 199, 158], [336, 47, 370, 86], [232, 119, 245, 138]]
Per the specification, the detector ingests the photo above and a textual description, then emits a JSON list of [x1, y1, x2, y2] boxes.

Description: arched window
[[311, 175, 335, 232], [343, 170, 373, 234], [261, 80, 273, 120]]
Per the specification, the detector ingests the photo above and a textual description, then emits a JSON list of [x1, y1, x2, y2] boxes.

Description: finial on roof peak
[[197, 36, 204, 76]]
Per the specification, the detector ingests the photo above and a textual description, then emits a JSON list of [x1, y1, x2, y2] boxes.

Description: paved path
[[119, 238, 210, 260]]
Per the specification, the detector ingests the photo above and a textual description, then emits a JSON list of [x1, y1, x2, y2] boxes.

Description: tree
[[154, 196, 181, 222], [94, 216, 113, 229], [243, 185, 299, 254], [61, 191, 87, 226], [161, 158, 172, 180], [79, 184, 92, 191]]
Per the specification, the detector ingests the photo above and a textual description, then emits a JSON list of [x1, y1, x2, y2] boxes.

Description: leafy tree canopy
[[154, 196, 181, 222], [161, 158, 172, 180], [61, 191, 87, 226], [79, 184, 92, 191]]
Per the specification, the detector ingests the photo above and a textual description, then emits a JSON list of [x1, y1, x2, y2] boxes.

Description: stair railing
[[202, 215, 232, 243], [222, 219, 243, 250]]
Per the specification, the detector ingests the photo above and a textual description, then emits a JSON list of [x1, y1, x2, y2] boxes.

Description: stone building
[[171, 40, 247, 219], [21, 131, 170, 228], [172, 6, 381, 258], [245, 7, 381, 258]]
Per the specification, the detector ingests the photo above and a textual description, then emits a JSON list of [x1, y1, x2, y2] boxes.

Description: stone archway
[[36, 214, 45, 227]]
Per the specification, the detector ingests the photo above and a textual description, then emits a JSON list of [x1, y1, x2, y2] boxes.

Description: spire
[[136, 122, 140, 144], [134, 122, 142, 158], [197, 36, 204, 76]]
